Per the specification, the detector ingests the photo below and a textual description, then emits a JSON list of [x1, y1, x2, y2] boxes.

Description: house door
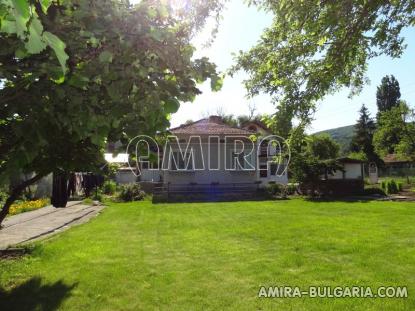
[[260, 164, 268, 178]]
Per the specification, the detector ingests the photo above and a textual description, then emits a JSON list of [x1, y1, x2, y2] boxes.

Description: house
[[381, 154, 415, 176], [318, 157, 365, 195], [326, 157, 365, 181], [159, 116, 288, 187]]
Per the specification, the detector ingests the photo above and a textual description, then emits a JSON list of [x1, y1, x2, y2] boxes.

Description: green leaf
[[210, 74, 224, 92], [25, 17, 47, 54], [15, 47, 28, 58], [43, 31, 69, 74], [99, 51, 113, 63], [11, 0, 31, 38], [68, 75, 89, 88], [164, 98, 180, 113], [40, 0, 52, 14], [1, 20, 17, 34], [12, 0, 30, 19]]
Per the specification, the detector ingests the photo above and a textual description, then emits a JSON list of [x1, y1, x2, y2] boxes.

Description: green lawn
[[1, 199, 415, 310]]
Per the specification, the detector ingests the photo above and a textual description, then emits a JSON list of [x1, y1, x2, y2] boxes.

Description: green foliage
[[286, 183, 298, 195], [381, 179, 401, 194], [265, 183, 283, 196], [118, 183, 145, 202], [348, 151, 368, 162], [233, 0, 415, 126], [376, 75, 401, 120], [102, 180, 117, 195], [316, 125, 355, 155], [289, 131, 342, 194], [0, 187, 9, 204], [373, 102, 415, 159], [0, 0, 222, 203], [306, 134, 340, 161], [102, 164, 120, 180], [0, 0, 68, 74]]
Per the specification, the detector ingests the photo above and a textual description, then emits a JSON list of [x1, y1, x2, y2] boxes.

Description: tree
[[289, 133, 341, 195], [376, 75, 401, 120], [0, 0, 223, 225], [233, 0, 415, 125], [373, 102, 415, 160], [350, 104, 380, 163], [306, 134, 340, 161]]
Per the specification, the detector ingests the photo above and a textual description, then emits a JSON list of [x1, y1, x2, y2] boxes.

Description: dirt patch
[[0, 248, 29, 260]]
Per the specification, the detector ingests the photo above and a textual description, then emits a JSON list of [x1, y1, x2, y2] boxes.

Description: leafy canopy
[[373, 101, 415, 160], [289, 132, 341, 185], [0, 0, 69, 74], [0, 0, 223, 186], [233, 0, 415, 124]]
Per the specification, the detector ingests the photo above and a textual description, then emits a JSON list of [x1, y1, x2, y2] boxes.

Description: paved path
[[0, 201, 104, 249]]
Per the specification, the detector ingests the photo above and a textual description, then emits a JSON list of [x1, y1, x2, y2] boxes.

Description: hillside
[[315, 124, 355, 155]]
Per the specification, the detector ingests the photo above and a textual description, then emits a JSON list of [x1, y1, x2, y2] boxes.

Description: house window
[[260, 165, 267, 178], [171, 152, 193, 170], [232, 152, 245, 170]]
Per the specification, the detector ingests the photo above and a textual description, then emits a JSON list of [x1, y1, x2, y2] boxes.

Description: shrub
[[381, 180, 387, 191], [387, 180, 398, 194], [102, 180, 117, 195], [381, 179, 401, 194], [266, 183, 283, 196], [118, 183, 145, 202], [286, 183, 298, 195], [397, 182, 403, 192], [364, 188, 386, 196]]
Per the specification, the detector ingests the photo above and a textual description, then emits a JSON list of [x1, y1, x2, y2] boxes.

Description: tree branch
[[0, 173, 48, 227]]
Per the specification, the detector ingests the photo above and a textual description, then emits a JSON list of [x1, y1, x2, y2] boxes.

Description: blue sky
[[170, 0, 415, 133]]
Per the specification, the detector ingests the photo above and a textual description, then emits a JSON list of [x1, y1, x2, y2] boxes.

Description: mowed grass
[[1, 199, 415, 310]]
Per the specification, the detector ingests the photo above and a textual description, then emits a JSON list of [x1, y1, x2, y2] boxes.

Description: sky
[[168, 0, 415, 133]]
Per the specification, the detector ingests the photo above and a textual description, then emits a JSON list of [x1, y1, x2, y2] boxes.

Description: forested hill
[[315, 125, 355, 155]]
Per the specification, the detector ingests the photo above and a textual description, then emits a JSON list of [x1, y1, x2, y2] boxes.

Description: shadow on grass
[[304, 195, 386, 203], [0, 277, 77, 311]]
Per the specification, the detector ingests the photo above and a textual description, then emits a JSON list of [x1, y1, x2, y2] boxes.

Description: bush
[[381, 179, 401, 194], [102, 180, 117, 195], [364, 188, 386, 196], [397, 182, 403, 192], [266, 183, 283, 196], [118, 183, 145, 202], [286, 183, 298, 195], [381, 180, 386, 191]]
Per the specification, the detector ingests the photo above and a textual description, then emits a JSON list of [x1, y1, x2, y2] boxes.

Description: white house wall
[[344, 163, 363, 179], [162, 141, 288, 186]]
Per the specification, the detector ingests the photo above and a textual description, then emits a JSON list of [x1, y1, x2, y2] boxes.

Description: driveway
[[0, 201, 104, 249]]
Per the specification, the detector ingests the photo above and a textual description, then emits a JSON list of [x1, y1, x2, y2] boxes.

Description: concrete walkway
[[0, 201, 104, 249]]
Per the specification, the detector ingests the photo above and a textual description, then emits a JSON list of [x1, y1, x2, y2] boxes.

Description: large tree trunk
[[0, 174, 45, 227]]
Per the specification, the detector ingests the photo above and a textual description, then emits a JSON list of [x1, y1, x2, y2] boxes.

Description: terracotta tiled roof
[[383, 154, 412, 163], [170, 116, 254, 135]]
